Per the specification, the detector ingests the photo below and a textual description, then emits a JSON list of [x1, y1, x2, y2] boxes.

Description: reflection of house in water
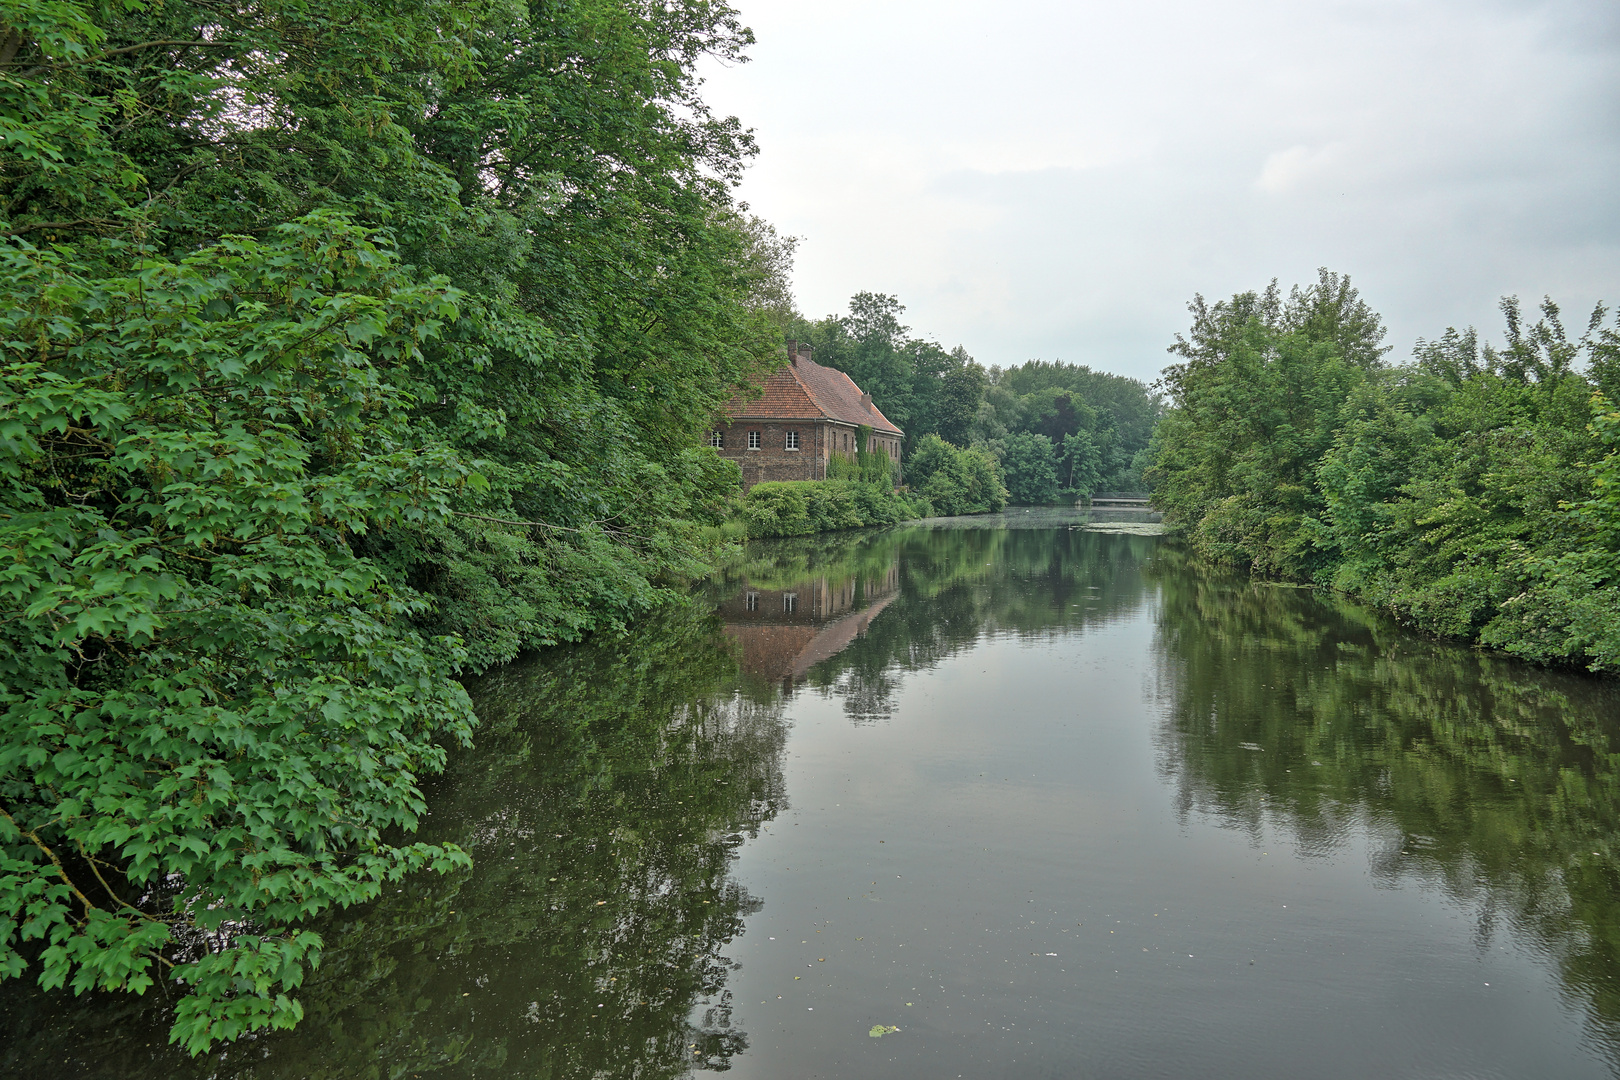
[[719, 563, 900, 691]]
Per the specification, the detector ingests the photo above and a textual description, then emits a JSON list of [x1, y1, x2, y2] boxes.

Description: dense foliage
[[974, 359, 1161, 500], [789, 294, 1160, 503], [1, 0, 782, 1051], [738, 480, 927, 538], [1150, 270, 1620, 671], [997, 432, 1062, 505], [904, 434, 1009, 516], [0, 216, 477, 1050]]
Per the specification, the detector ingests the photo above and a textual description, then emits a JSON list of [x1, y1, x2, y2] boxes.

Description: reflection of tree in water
[[795, 527, 1160, 722], [1148, 544, 1620, 1072], [0, 606, 787, 1080]]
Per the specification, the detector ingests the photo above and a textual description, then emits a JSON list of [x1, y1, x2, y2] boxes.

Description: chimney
[[860, 392, 873, 408], [797, 342, 813, 365], [786, 339, 797, 366]]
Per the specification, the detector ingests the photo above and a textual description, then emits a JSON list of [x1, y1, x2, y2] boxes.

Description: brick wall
[[713, 419, 903, 489], [716, 420, 832, 488]]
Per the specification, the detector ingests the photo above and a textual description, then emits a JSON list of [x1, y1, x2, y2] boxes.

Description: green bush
[[0, 218, 477, 1053], [740, 480, 927, 538], [1150, 270, 1620, 672], [907, 435, 1008, 516]]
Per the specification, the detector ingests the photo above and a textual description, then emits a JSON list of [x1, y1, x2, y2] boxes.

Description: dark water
[[8, 518, 1620, 1079]]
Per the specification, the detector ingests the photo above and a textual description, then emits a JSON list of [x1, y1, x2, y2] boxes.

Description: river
[[7, 512, 1620, 1078]]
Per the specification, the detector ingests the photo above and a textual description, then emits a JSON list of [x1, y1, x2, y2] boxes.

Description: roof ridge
[[724, 353, 903, 435]]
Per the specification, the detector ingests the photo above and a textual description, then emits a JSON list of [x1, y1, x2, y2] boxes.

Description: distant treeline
[[788, 295, 1161, 503], [1150, 270, 1620, 672]]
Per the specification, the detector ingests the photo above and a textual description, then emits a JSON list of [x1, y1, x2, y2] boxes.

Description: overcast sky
[[697, 0, 1620, 384]]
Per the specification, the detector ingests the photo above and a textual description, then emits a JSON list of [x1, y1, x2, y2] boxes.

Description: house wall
[[715, 420, 829, 487], [716, 420, 904, 490]]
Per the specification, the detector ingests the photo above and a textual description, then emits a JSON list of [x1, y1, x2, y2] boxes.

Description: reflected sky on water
[[6, 515, 1620, 1079]]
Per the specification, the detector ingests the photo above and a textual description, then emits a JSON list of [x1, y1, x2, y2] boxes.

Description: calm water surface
[[8, 514, 1620, 1079]]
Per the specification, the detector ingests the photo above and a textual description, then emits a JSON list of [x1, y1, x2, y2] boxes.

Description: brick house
[[712, 342, 903, 489]]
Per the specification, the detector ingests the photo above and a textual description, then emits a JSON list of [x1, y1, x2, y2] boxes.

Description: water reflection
[[5, 523, 1620, 1078], [1150, 543, 1620, 1068], [717, 554, 900, 693], [718, 526, 1159, 721], [1, 605, 787, 1079]]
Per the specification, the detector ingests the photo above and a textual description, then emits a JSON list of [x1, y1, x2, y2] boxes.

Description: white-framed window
[[747, 430, 761, 450], [745, 591, 758, 611], [785, 430, 800, 450], [710, 430, 724, 448], [783, 593, 797, 614]]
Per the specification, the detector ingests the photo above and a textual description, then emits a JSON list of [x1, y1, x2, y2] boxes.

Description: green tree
[[827, 291, 914, 429], [1150, 270, 1620, 670], [0, 218, 476, 1053], [1062, 429, 1104, 497], [0, 0, 785, 1049], [974, 360, 1160, 490], [906, 435, 1007, 515], [377, 0, 779, 665], [1315, 301, 1605, 650], [1151, 294, 1368, 578], [1, 0, 781, 670], [999, 432, 1062, 504], [937, 349, 989, 446]]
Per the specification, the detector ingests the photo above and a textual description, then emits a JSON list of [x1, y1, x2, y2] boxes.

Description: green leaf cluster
[[1, 0, 785, 1049], [1150, 270, 1620, 671], [976, 361, 1162, 499], [904, 435, 1007, 516], [0, 217, 476, 1052], [997, 432, 1062, 505], [738, 480, 927, 539]]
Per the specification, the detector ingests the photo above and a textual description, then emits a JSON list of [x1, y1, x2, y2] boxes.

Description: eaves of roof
[[724, 355, 903, 435]]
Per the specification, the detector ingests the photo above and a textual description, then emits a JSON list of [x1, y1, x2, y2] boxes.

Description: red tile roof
[[725, 354, 903, 435]]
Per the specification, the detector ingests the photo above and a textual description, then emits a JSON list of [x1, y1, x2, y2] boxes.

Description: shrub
[[739, 480, 926, 538], [741, 483, 814, 537], [908, 435, 1008, 516]]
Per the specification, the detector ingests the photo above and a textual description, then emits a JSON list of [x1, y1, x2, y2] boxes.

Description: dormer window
[[785, 430, 800, 450], [748, 430, 761, 450], [710, 430, 724, 448]]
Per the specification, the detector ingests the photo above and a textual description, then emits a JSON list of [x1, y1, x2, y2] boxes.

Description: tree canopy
[[789, 294, 1159, 503], [1149, 271, 1620, 671], [0, 0, 785, 1051]]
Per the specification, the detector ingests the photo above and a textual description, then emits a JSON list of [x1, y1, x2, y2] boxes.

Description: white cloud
[[701, 0, 1620, 381], [1256, 144, 1343, 194]]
